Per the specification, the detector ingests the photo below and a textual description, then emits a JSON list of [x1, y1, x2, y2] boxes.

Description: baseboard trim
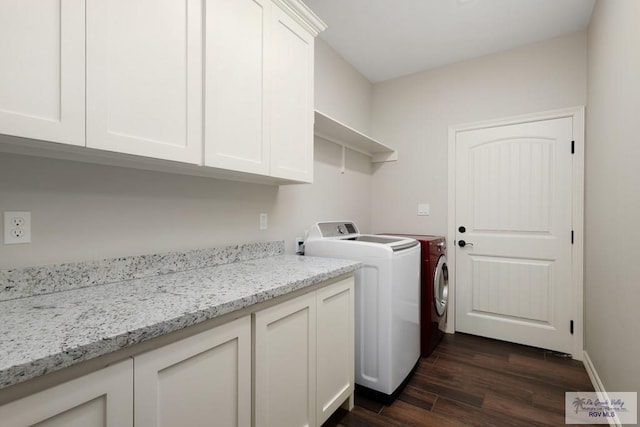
[[582, 351, 622, 427]]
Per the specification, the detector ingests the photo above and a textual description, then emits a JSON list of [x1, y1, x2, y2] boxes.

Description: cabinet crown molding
[[271, 0, 327, 36]]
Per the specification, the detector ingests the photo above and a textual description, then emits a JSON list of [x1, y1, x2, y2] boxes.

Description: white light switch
[[417, 204, 430, 216], [259, 213, 268, 230]]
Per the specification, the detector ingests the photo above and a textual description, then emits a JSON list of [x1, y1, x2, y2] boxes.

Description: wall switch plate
[[417, 204, 430, 216], [4, 211, 31, 244], [259, 213, 268, 230]]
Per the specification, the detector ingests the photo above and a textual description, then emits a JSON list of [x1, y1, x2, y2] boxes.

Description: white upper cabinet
[[0, 0, 85, 146], [204, 0, 270, 175], [86, 0, 203, 164], [0, 0, 324, 184], [205, 0, 323, 183], [269, 6, 315, 182]]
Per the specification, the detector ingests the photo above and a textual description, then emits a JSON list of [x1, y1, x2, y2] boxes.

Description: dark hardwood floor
[[324, 333, 594, 427]]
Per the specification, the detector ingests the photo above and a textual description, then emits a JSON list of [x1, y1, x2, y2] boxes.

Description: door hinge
[[571, 140, 575, 154], [571, 230, 574, 244], [570, 320, 574, 335]]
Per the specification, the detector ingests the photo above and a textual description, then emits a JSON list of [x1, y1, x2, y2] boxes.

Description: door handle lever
[[458, 240, 474, 248]]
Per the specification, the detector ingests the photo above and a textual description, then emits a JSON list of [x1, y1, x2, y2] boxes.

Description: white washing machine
[[304, 221, 420, 402]]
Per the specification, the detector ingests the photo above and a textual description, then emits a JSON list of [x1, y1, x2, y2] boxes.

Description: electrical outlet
[[4, 211, 31, 244], [11, 217, 25, 227], [259, 213, 268, 230], [11, 228, 25, 239]]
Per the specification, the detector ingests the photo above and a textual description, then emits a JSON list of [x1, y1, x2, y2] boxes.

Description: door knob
[[458, 240, 474, 248]]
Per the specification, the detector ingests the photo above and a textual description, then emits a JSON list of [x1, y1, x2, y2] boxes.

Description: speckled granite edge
[[0, 257, 361, 389], [0, 241, 284, 301]]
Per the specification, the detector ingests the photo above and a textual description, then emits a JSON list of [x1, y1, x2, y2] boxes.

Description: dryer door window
[[434, 255, 448, 317]]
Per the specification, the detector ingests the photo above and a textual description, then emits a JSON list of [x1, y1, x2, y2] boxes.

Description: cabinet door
[[316, 277, 355, 426], [86, 0, 203, 164], [0, 0, 85, 146], [254, 292, 317, 427], [269, 6, 315, 183], [0, 359, 133, 427], [134, 316, 251, 427], [204, 0, 270, 175]]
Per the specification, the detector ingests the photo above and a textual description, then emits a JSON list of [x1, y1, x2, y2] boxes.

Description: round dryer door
[[433, 255, 448, 317]]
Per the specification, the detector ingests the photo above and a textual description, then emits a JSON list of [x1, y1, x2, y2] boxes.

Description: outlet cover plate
[[417, 204, 430, 216], [4, 211, 31, 244]]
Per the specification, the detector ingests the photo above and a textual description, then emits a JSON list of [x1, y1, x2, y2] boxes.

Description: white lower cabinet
[[134, 316, 251, 427], [0, 277, 353, 427], [316, 279, 355, 426], [0, 359, 133, 427], [254, 277, 355, 427], [254, 291, 317, 427]]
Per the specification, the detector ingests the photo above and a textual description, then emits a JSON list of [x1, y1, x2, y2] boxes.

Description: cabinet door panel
[[134, 316, 251, 427], [32, 398, 106, 427], [0, 0, 84, 145], [0, 360, 133, 427], [269, 7, 314, 182], [87, 0, 203, 164], [204, 0, 269, 175], [316, 278, 355, 425], [254, 292, 316, 427]]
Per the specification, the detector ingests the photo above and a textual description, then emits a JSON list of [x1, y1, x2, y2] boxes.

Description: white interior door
[[455, 117, 574, 354]]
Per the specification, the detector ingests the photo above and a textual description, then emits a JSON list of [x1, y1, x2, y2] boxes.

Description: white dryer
[[304, 221, 420, 402]]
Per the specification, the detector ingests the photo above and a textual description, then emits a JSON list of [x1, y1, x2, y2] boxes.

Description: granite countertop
[[0, 253, 361, 390]]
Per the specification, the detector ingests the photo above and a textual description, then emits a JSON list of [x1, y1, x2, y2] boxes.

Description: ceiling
[[302, 0, 596, 83]]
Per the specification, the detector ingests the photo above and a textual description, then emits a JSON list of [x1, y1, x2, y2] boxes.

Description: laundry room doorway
[[447, 107, 584, 358]]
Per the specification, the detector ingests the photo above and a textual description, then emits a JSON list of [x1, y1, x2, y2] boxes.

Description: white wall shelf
[[314, 110, 397, 163]]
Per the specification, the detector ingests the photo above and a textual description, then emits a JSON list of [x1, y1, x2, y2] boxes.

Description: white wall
[[585, 0, 640, 393], [370, 31, 587, 236], [315, 38, 373, 134], [0, 42, 373, 269]]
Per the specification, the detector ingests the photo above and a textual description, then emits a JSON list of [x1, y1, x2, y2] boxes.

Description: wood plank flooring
[[324, 333, 594, 427]]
